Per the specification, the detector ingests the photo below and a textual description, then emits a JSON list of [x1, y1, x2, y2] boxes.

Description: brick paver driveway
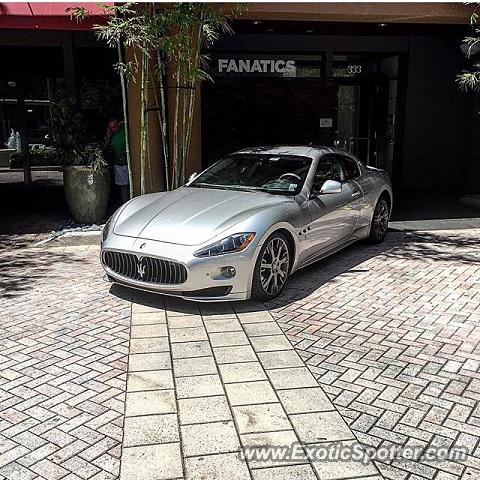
[[268, 229, 480, 480], [0, 245, 130, 480], [0, 243, 379, 480], [1, 228, 479, 480]]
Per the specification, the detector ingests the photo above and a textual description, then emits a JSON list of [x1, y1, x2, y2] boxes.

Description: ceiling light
[[378, 23, 388, 27]]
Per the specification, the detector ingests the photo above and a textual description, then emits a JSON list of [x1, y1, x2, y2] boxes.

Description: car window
[[312, 155, 344, 190], [338, 155, 360, 181]]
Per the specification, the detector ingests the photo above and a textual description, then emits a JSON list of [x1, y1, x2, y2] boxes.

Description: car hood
[[113, 187, 290, 246]]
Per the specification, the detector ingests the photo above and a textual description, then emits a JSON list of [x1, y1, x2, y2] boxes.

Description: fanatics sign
[[218, 58, 296, 75]]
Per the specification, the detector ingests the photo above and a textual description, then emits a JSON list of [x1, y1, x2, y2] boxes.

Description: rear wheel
[[251, 232, 290, 301], [368, 197, 390, 243]]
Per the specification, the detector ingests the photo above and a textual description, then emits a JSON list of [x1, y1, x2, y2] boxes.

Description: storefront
[[203, 49, 399, 175], [0, 4, 116, 162], [200, 16, 477, 192]]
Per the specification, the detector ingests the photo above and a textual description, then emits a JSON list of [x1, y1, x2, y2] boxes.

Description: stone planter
[[63, 165, 110, 224]]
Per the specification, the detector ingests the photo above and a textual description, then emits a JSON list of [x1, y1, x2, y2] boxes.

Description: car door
[[306, 154, 362, 259]]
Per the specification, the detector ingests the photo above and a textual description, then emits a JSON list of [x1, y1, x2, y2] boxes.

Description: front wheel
[[368, 197, 390, 243], [251, 232, 290, 301]]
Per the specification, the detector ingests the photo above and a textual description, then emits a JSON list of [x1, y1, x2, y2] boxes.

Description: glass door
[[333, 53, 399, 174], [336, 84, 366, 157]]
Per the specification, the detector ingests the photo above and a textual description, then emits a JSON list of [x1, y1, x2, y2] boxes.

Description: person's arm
[[103, 129, 114, 168], [104, 127, 113, 148]]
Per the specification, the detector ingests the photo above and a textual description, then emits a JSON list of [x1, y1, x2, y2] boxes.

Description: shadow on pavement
[[267, 229, 480, 309], [110, 283, 268, 316], [391, 188, 480, 221], [0, 174, 70, 235], [0, 170, 122, 251], [0, 248, 85, 299]]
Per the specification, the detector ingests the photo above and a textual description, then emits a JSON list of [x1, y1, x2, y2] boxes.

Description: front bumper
[[101, 233, 259, 302]]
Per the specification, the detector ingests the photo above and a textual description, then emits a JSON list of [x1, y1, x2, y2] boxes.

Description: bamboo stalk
[[145, 54, 152, 192], [180, 27, 192, 186], [183, 24, 202, 181], [117, 42, 133, 199], [145, 2, 153, 192], [156, 48, 170, 191], [173, 59, 181, 189], [140, 47, 147, 194], [181, 66, 187, 185]]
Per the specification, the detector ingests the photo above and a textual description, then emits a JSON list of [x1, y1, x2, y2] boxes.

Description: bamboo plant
[[69, 2, 244, 194], [458, 3, 480, 91]]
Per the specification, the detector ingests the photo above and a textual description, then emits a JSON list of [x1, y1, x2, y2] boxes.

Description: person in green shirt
[[104, 117, 129, 203]]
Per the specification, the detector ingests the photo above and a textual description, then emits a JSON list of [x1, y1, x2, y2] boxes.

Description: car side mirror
[[320, 179, 342, 195]]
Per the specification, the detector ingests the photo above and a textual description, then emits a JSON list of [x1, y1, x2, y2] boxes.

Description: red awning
[[0, 2, 111, 30]]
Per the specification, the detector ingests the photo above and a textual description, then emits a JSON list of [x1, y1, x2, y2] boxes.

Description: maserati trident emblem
[[137, 257, 146, 279]]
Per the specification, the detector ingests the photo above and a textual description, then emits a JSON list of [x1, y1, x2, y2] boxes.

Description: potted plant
[[51, 100, 111, 224], [63, 144, 111, 224]]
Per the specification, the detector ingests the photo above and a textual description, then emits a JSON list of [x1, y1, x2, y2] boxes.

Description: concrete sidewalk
[[120, 294, 383, 480]]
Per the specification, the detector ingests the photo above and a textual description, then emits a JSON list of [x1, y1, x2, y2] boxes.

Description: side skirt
[[293, 235, 362, 272]]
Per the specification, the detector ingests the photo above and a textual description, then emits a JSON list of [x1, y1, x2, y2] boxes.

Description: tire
[[251, 232, 291, 301], [368, 197, 390, 244]]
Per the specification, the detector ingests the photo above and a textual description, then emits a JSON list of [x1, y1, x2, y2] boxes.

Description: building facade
[[127, 2, 478, 201], [211, 4, 477, 192], [1, 3, 478, 205]]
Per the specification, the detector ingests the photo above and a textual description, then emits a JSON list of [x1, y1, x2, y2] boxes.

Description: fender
[[252, 221, 301, 276]]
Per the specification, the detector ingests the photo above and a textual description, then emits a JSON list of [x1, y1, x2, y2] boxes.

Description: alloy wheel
[[260, 237, 290, 296], [373, 199, 389, 238]]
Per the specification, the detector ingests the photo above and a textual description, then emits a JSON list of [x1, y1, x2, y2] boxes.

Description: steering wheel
[[279, 173, 301, 182]]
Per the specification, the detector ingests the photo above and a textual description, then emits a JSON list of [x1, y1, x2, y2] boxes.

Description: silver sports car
[[101, 146, 392, 301]]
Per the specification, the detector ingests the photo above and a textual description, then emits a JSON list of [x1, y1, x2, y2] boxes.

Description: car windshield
[[189, 154, 312, 195]]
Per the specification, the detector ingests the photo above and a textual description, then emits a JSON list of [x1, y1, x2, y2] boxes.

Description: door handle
[[351, 191, 362, 198]]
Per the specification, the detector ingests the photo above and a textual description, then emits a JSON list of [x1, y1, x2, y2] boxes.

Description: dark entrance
[[333, 54, 400, 174], [202, 77, 337, 162]]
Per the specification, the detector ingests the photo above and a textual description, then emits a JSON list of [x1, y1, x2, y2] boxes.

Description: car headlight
[[194, 233, 256, 257], [102, 217, 112, 242]]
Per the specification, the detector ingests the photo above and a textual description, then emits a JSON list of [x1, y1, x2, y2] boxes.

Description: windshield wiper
[[189, 183, 262, 193], [188, 183, 225, 190], [221, 185, 263, 193], [189, 183, 294, 196]]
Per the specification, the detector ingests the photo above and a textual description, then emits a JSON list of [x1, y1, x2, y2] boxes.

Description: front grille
[[102, 250, 187, 285]]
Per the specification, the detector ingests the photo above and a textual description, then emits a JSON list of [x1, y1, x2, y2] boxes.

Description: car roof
[[233, 145, 348, 158]]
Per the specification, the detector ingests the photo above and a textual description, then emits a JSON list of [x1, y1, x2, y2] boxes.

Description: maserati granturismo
[[101, 146, 392, 301]]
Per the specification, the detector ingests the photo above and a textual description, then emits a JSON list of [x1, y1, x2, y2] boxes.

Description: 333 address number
[[347, 65, 362, 74]]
